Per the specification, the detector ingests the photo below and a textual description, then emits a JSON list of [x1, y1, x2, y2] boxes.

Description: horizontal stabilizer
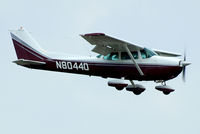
[[13, 59, 46, 66]]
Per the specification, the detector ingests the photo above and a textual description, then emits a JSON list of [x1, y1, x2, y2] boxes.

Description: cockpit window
[[121, 51, 138, 60], [103, 52, 119, 60], [140, 48, 156, 59]]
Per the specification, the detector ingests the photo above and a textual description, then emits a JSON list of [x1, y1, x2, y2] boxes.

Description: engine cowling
[[126, 84, 146, 95], [108, 80, 128, 90], [155, 85, 175, 95]]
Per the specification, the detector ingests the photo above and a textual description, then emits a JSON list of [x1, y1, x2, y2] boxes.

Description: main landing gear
[[126, 80, 146, 95]]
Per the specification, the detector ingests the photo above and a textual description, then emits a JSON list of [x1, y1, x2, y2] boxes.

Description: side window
[[132, 51, 138, 59], [111, 53, 119, 60], [140, 50, 147, 59], [96, 54, 102, 58], [104, 52, 119, 60], [121, 52, 138, 60], [121, 52, 130, 60], [104, 54, 112, 60]]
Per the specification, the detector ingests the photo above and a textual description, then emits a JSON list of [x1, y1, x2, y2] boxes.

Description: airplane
[[9, 27, 191, 95]]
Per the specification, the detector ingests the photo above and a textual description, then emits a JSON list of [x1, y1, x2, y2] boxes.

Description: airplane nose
[[182, 61, 191, 66], [179, 60, 191, 67]]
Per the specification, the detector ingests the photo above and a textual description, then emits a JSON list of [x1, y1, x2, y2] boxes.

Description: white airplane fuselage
[[10, 27, 190, 95]]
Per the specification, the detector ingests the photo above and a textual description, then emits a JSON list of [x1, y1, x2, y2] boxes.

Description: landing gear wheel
[[133, 90, 142, 95], [155, 82, 175, 95], [116, 87, 124, 91], [163, 91, 170, 95]]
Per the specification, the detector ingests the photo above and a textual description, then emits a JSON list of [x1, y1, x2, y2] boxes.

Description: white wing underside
[[81, 33, 143, 55]]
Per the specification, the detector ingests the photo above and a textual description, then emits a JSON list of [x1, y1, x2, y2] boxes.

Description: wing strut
[[125, 45, 144, 76]]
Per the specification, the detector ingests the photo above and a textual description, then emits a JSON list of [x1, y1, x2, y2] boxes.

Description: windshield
[[140, 48, 156, 59]]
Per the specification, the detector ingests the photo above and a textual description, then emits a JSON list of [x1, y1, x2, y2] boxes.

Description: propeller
[[182, 50, 186, 82], [181, 49, 190, 82]]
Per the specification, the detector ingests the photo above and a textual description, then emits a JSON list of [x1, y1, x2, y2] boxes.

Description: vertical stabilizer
[[10, 27, 48, 61]]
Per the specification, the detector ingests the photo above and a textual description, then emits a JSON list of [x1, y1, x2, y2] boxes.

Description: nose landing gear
[[155, 81, 175, 95]]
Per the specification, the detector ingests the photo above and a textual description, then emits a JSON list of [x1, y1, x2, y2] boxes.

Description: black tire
[[163, 91, 170, 95], [133, 90, 142, 95], [116, 87, 124, 91]]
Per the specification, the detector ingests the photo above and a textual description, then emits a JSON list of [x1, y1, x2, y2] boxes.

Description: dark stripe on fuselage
[[12, 39, 48, 60], [11, 33, 49, 60], [27, 59, 183, 81]]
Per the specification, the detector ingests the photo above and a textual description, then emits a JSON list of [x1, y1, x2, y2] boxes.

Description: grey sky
[[0, 0, 199, 134]]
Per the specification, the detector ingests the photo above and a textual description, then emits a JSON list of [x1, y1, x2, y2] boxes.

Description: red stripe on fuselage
[[30, 59, 182, 81], [12, 39, 48, 61]]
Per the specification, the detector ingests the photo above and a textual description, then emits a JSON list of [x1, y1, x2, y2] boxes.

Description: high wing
[[81, 33, 144, 55]]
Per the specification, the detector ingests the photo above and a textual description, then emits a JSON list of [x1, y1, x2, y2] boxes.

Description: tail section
[[10, 27, 49, 61]]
